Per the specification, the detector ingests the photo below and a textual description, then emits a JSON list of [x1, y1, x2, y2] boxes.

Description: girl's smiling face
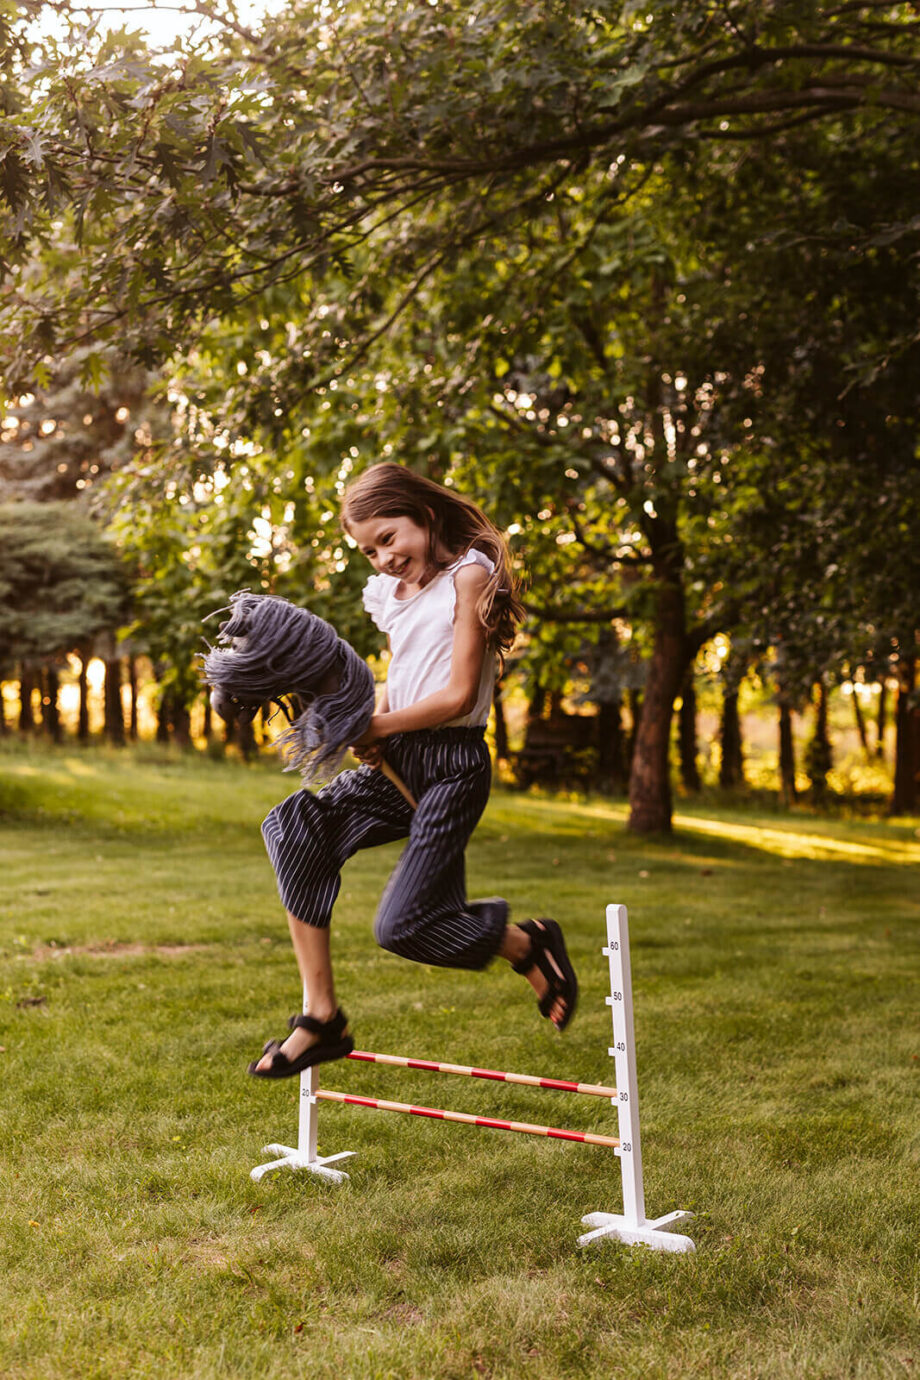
[[348, 512, 432, 588]]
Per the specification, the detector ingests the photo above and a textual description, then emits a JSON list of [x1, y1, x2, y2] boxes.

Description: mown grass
[[1, 741, 918, 1380]]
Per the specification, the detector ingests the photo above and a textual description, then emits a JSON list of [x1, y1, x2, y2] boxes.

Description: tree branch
[[525, 603, 627, 624], [328, 80, 920, 188], [588, 449, 633, 497]]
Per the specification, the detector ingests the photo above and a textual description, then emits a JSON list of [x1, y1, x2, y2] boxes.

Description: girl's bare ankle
[[307, 1003, 339, 1025], [500, 924, 530, 966]]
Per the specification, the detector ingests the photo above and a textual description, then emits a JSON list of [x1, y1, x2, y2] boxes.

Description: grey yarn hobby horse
[[202, 590, 416, 807]]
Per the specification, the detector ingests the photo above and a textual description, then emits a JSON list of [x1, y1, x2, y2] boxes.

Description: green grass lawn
[[1, 743, 918, 1379]]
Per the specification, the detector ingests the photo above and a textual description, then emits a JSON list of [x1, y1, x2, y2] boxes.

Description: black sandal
[[512, 919, 578, 1031], [248, 1008, 354, 1079], [257, 1006, 339, 1058]]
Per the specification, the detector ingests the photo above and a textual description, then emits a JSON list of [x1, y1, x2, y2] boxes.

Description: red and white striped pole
[[315, 1089, 620, 1148], [346, 1050, 617, 1100]]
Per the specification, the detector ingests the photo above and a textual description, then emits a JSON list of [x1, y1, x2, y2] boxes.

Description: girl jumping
[[249, 462, 578, 1078]]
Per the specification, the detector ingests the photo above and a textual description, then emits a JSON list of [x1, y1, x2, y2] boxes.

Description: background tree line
[[0, 0, 917, 827]]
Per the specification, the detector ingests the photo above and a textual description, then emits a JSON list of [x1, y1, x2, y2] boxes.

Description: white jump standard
[[251, 903, 696, 1253], [576, 904, 695, 1252]]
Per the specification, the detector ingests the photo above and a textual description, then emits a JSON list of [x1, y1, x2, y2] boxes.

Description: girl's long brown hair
[[341, 462, 525, 660]]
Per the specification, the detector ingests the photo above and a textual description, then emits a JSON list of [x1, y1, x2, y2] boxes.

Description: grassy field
[[0, 742, 918, 1380]]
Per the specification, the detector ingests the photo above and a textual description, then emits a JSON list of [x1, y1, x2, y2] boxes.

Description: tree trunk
[[172, 697, 192, 748], [0, 683, 6, 735], [677, 669, 701, 792], [851, 686, 870, 761], [875, 682, 888, 759], [597, 696, 627, 792], [127, 656, 139, 741], [43, 666, 62, 744], [628, 577, 688, 834], [77, 653, 90, 743], [806, 679, 832, 802], [492, 680, 509, 761], [778, 699, 797, 806], [626, 689, 643, 767], [238, 716, 255, 762], [719, 685, 744, 788], [18, 663, 36, 731], [104, 657, 126, 745], [203, 692, 213, 740], [522, 683, 545, 753], [891, 656, 918, 815], [156, 682, 172, 744], [592, 625, 627, 792]]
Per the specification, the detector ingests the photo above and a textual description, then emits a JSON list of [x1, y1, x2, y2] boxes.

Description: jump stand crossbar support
[[251, 903, 695, 1253]]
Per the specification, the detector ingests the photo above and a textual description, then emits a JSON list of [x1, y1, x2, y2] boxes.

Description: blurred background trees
[[0, 1, 917, 824]]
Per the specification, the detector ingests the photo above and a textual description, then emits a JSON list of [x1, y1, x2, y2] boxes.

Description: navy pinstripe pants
[[261, 727, 508, 971]]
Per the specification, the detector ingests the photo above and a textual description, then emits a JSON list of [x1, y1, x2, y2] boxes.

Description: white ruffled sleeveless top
[[362, 547, 496, 728]]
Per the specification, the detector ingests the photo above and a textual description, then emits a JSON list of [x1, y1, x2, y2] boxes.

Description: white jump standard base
[[251, 904, 696, 1255], [250, 1145, 354, 1184], [578, 1208, 695, 1251]]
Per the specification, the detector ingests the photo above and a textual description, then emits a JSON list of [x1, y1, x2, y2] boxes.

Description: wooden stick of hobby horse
[[314, 1089, 620, 1148], [380, 759, 418, 810], [347, 1049, 617, 1100]]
